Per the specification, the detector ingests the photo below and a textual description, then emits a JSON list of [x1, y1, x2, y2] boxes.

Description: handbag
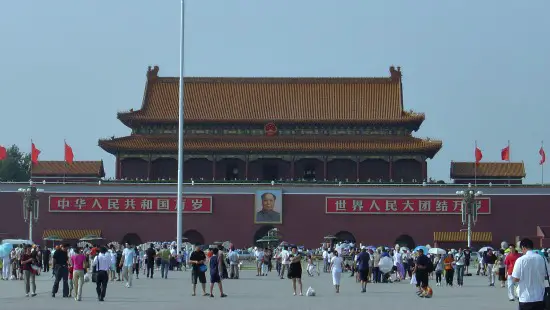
[[199, 264, 207, 273], [91, 263, 98, 283], [543, 259, 550, 309]]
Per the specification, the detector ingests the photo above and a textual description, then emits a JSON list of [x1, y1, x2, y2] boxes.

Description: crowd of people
[[1, 238, 549, 309]]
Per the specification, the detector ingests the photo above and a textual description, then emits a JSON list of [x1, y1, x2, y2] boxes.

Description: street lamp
[[456, 186, 483, 248], [18, 182, 44, 242]]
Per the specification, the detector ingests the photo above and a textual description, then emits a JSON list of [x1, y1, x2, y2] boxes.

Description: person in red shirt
[[504, 246, 521, 301]]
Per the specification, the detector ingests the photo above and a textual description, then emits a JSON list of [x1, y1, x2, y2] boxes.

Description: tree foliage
[[0, 145, 30, 182]]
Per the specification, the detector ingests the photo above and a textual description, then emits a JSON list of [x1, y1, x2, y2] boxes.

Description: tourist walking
[[208, 248, 227, 297], [70, 248, 86, 301], [434, 254, 443, 286], [159, 244, 171, 279], [455, 248, 465, 286], [288, 246, 303, 296], [356, 247, 370, 293], [1, 247, 10, 280], [443, 253, 454, 286], [504, 245, 521, 301], [511, 238, 548, 310], [189, 245, 208, 296], [485, 249, 497, 286], [146, 243, 156, 278], [20, 245, 37, 297], [280, 246, 290, 279], [120, 243, 136, 287], [228, 247, 239, 279], [52, 244, 69, 298], [330, 250, 343, 293], [92, 247, 111, 302]]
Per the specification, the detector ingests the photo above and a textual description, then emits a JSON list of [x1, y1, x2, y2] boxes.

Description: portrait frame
[[254, 189, 283, 224]]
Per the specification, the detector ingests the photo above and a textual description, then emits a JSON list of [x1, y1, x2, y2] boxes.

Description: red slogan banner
[[49, 195, 212, 213], [326, 197, 491, 214]]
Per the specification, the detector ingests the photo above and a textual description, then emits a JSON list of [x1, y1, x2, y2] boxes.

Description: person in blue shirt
[[356, 247, 370, 293]]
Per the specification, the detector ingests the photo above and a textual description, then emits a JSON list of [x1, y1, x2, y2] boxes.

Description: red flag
[[64, 142, 74, 165], [541, 147, 547, 165], [475, 147, 483, 165], [0, 145, 6, 161], [31, 143, 40, 164], [501, 146, 510, 161]]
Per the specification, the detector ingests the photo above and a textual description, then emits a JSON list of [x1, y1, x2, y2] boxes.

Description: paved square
[[0, 269, 518, 310]]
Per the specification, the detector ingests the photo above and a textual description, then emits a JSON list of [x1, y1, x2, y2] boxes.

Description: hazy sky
[[1, 0, 549, 183]]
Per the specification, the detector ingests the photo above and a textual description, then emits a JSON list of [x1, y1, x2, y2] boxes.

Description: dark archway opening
[[335, 231, 356, 243], [253, 225, 275, 246], [184, 230, 205, 245], [121, 233, 142, 246], [394, 234, 416, 249]]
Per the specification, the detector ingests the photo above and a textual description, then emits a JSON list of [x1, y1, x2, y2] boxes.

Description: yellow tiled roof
[[32, 161, 105, 177], [433, 231, 492, 243], [42, 229, 101, 240], [451, 162, 525, 178], [98, 135, 442, 158], [117, 66, 425, 126]]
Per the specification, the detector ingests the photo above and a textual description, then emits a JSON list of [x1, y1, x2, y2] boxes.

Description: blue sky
[[1, 0, 548, 182]]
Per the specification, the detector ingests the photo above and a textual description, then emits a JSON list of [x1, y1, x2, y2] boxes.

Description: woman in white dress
[[330, 251, 344, 293]]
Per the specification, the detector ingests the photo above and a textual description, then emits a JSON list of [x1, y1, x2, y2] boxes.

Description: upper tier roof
[[117, 66, 425, 129], [32, 161, 105, 177]]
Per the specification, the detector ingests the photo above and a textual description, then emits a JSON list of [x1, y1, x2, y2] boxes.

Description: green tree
[[0, 145, 30, 182]]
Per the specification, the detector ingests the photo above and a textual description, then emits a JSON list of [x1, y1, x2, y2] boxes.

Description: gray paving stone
[[0, 269, 517, 310]]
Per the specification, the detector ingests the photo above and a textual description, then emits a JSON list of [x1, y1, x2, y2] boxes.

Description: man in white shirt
[[322, 249, 329, 273], [92, 247, 111, 302], [512, 238, 547, 310], [228, 249, 240, 279], [279, 246, 290, 279]]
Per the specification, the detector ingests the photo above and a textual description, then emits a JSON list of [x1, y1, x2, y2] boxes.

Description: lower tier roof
[[98, 135, 442, 158]]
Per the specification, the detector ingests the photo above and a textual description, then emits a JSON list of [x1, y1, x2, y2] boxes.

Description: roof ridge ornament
[[389, 66, 402, 82], [147, 65, 160, 80]]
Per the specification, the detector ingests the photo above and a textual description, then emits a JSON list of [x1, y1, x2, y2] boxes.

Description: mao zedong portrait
[[256, 192, 281, 223]]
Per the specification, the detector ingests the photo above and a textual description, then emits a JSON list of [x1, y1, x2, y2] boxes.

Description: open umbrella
[[479, 246, 494, 253], [428, 248, 446, 255], [324, 235, 337, 240], [44, 235, 63, 242], [414, 246, 429, 253], [212, 241, 223, 245], [79, 234, 103, 241]]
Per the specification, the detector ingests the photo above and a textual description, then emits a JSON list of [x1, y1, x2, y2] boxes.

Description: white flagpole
[[508, 140, 511, 186], [176, 0, 185, 255], [474, 140, 477, 187]]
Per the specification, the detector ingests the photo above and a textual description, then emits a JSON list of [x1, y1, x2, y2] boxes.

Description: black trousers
[[416, 271, 429, 288], [96, 270, 108, 299], [519, 301, 544, 310], [52, 265, 69, 297], [445, 269, 454, 286], [42, 260, 49, 272], [147, 261, 155, 277]]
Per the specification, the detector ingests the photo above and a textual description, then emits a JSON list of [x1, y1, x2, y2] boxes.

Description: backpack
[[426, 259, 434, 273]]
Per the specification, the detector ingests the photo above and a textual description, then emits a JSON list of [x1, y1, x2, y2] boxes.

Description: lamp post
[[18, 182, 44, 242], [456, 186, 483, 248], [176, 0, 186, 255]]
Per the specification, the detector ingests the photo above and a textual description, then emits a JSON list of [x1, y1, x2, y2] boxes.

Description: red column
[[245, 156, 249, 180], [290, 157, 295, 180], [115, 155, 121, 179], [147, 155, 152, 180], [212, 156, 217, 181], [422, 158, 427, 182], [388, 157, 393, 181], [323, 157, 328, 181], [356, 157, 360, 181]]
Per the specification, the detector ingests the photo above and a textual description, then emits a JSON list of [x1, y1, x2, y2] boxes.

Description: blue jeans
[[160, 260, 169, 278], [456, 265, 464, 285]]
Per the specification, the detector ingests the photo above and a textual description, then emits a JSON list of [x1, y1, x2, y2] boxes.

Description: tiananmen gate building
[[2, 65, 548, 250]]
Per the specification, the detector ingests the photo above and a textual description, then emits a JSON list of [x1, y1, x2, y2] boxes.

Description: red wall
[[1, 192, 548, 249]]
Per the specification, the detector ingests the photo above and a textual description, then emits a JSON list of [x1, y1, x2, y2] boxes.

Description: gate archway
[[121, 233, 142, 246], [254, 225, 275, 246], [335, 231, 356, 243], [394, 234, 416, 249], [184, 230, 205, 245]]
